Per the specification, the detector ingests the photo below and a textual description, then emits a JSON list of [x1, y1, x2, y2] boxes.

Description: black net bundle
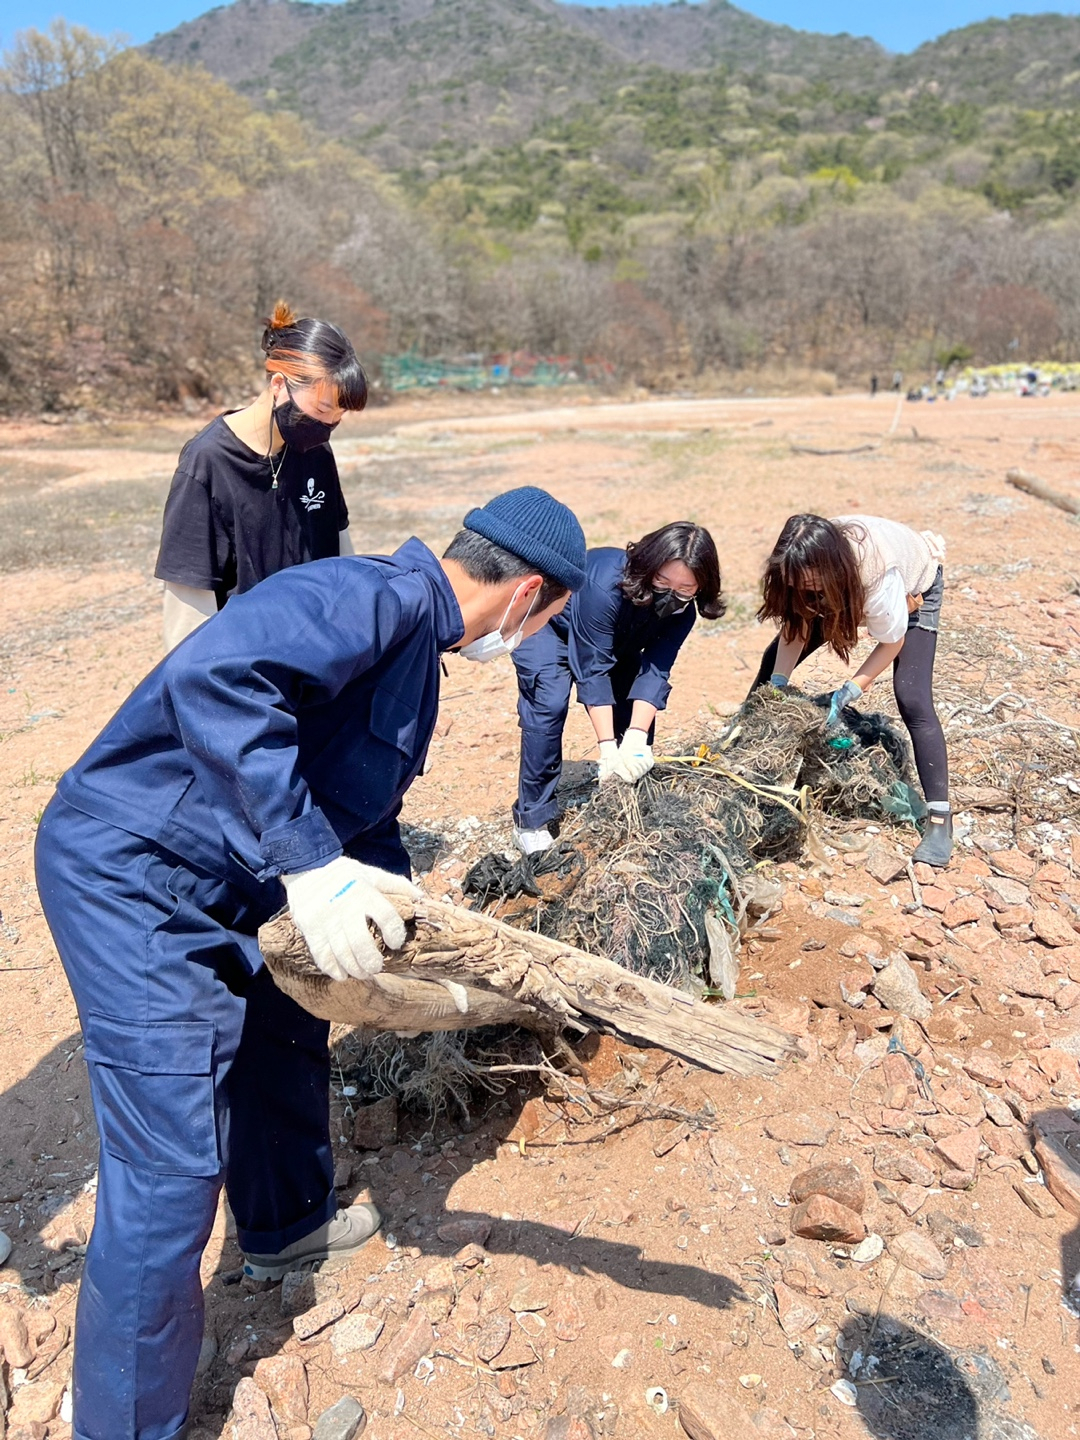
[[464, 685, 918, 990]]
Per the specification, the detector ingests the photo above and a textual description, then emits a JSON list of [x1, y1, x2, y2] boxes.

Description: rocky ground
[[2, 390, 1080, 1440]]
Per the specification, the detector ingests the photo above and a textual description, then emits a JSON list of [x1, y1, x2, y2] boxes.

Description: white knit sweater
[[833, 515, 945, 644]]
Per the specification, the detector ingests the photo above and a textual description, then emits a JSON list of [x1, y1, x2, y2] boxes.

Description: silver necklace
[[268, 444, 287, 490], [267, 408, 287, 489]]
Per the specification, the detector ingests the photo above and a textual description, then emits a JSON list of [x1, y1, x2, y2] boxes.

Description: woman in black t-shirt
[[155, 301, 368, 650]]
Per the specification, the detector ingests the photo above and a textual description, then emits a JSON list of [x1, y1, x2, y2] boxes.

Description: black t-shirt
[[154, 414, 349, 606]]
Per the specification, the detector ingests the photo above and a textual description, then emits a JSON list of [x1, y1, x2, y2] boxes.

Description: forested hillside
[[3, 5, 1080, 411]]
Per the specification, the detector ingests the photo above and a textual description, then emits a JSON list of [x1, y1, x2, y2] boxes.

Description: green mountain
[[146, 0, 890, 162]]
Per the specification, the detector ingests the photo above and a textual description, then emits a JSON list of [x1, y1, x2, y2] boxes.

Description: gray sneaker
[[242, 1203, 383, 1281]]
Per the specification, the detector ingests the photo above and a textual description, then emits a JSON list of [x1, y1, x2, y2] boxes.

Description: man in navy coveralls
[[35, 487, 586, 1440]]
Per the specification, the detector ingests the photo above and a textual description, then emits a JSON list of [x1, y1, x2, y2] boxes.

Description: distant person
[[510, 522, 725, 854], [750, 514, 952, 867], [892, 369, 903, 392], [155, 302, 367, 651], [870, 374, 879, 396]]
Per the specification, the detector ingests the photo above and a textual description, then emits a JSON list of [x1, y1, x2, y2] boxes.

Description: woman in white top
[[751, 513, 951, 867]]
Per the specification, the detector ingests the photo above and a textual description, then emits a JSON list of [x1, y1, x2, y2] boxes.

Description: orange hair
[[260, 300, 368, 410]]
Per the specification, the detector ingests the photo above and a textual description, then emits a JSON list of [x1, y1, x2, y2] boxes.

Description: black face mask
[[652, 587, 692, 620], [273, 383, 339, 453]]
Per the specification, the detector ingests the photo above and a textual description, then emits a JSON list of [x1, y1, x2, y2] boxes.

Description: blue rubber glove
[[769, 673, 789, 688], [827, 679, 863, 728]]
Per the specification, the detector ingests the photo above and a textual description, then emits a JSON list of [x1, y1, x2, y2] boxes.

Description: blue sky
[[2, 0, 1079, 57]]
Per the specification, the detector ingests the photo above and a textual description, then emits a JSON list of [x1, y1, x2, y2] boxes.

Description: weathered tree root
[[259, 894, 796, 1079]]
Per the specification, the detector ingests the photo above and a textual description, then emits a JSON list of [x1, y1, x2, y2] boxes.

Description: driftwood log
[[259, 894, 795, 1079], [1006, 468, 1080, 516]]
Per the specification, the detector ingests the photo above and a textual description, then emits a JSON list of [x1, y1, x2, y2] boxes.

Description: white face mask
[[458, 583, 538, 663]]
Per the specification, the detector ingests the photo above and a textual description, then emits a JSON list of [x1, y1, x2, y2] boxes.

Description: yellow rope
[[655, 750, 810, 824]]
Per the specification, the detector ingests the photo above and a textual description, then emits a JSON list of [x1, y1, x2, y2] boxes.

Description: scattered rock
[[872, 955, 931, 1019], [918, 1289, 966, 1322], [1012, 1181, 1060, 1218], [922, 1013, 974, 1044], [476, 1313, 512, 1363], [0, 1304, 33, 1367], [920, 884, 953, 913], [898, 1184, 929, 1217], [839, 971, 871, 1007], [790, 1194, 866, 1244], [789, 1162, 865, 1214], [942, 894, 989, 930], [0, 1231, 11, 1267], [351, 1097, 398, 1150], [890, 1231, 948, 1280], [253, 1357, 308, 1428], [964, 1052, 1006, 1088], [196, 1332, 218, 1377], [873, 1145, 935, 1188], [437, 1217, 492, 1247], [990, 850, 1037, 881], [865, 846, 907, 886], [1033, 909, 1078, 948], [8, 1381, 64, 1428], [378, 1308, 435, 1383], [454, 1242, 488, 1268], [773, 1281, 819, 1337], [545, 1418, 595, 1440], [850, 1234, 884, 1264], [551, 1286, 586, 1341], [487, 1330, 541, 1372], [229, 1377, 279, 1440], [509, 1279, 551, 1313], [779, 1246, 831, 1297], [330, 1313, 384, 1357], [981, 876, 1030, 909], [415, 1285, 454, 1324], [280, 1271, 338, 1318], [824, 889, 866, 908], [934, 1129, 981, 1180], [420, 1258, 456, 1294], [312, 1396, 366, 1440], [1032, 1128, 1080, 1216], [763, 1110, 834, 1147], [677, 1381, 752, 1440], [293, 1300, 345, 1341]]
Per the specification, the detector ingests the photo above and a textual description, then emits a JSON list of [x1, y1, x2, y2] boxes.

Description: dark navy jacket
[[58, 539, 463, 885], [564, 546, 696, 711]]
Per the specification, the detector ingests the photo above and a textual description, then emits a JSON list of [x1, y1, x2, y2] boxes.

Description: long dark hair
[[757, 513, 866, 661], [621, 522, 726, 619], [261, 300, 368, 410]]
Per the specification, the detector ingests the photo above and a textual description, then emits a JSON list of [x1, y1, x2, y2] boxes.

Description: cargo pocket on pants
[[83, 1012, 220, 1178]]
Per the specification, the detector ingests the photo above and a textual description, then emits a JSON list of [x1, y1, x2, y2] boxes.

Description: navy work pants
[[34, 794, 405, 1440], [511, 625, 649, 829]]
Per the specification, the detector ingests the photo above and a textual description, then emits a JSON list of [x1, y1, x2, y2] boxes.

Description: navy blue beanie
[[463, 486, 587, 591]]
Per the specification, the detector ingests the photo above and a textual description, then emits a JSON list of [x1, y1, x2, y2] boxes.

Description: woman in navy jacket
[[511, 521, 724, 853]]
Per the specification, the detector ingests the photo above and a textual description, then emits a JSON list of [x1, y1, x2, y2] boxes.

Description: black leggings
[[749, 622, 949, 803]]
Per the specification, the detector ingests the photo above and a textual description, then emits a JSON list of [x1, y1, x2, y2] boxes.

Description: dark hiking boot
[[912, 811, 953, 869], [242, 1203, 382, 1281]]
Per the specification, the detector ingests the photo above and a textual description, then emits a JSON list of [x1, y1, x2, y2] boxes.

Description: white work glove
[[597, 739, 619, 783], [613, 729, 654, 784], [281, 856, 419, 981]]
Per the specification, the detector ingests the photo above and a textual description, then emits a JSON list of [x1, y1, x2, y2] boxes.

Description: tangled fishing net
[[332, 1025, 530, 1124], [330, 688, 917, 1118], [465, 685, 920, 992]]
